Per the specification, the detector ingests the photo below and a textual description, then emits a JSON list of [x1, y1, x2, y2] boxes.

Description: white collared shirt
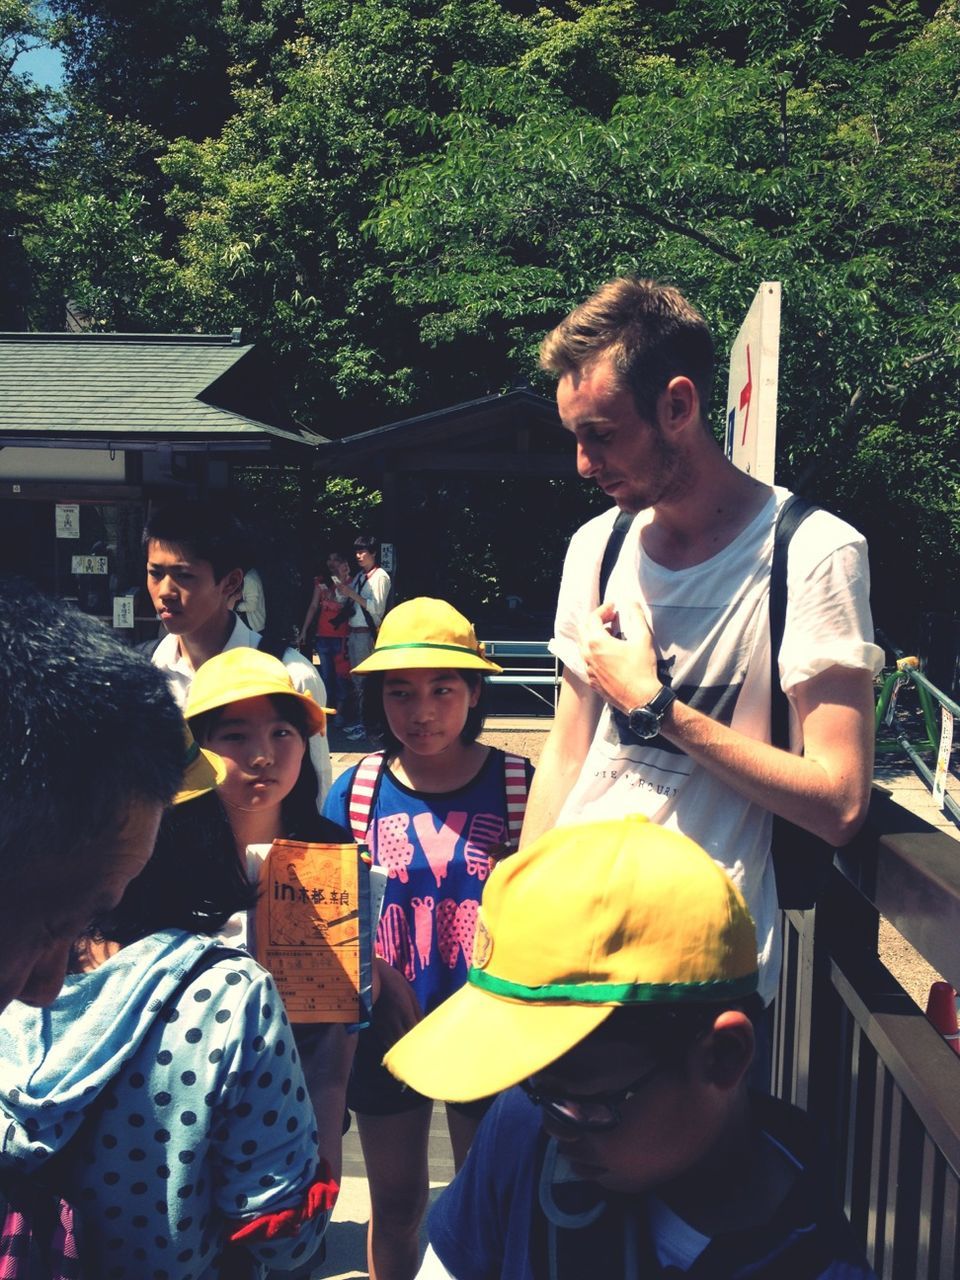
[[152, 614, 332, 804]]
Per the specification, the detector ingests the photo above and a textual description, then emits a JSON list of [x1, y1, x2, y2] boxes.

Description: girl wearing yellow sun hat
[[321, 598, 534, 1280]]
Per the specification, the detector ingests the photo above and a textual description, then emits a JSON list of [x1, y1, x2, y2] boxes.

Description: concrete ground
[[314, 722, 960, 1278]]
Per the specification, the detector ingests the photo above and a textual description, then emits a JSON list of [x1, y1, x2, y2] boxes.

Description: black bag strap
[[352, 573, 380, 637], [770, 495, 818, 749], [598, 511, 637, 603]]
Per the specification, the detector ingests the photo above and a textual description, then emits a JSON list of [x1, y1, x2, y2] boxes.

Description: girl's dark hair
[[188, 693, 321, 836], [361, 669, 488, 753], [90, 791, 259, 945], [318, 549, 348, 590]]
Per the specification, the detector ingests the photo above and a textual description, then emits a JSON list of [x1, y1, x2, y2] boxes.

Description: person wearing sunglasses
[[381, 817, 874, 1280]]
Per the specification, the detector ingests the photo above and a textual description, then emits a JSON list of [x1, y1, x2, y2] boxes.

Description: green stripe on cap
[[468, 968, 758, 1004], [371, 642, 485, 658], [183, 739, 200, 766]]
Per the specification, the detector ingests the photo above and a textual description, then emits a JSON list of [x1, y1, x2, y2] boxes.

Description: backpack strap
[[768, 495, 837, 912], [770, 495, 818, 749], [598, 511, 637, 603], [347, 751, 387, 841], [502, 753, 530, 848]]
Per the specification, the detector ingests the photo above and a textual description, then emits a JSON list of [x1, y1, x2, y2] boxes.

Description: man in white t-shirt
[[143, 500, 332, 801], [338, 533, 392, 738], [520, 277, 883, 1008]]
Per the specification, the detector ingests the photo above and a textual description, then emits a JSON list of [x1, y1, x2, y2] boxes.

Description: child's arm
[[298, 581, 323, 647], [294, 1022, 358, 1188]]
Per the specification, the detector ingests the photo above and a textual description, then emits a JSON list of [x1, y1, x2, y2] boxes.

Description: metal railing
[[774, 790, 960, 1278], [874, 643, 960, 831], [481, 639, 560, 711]]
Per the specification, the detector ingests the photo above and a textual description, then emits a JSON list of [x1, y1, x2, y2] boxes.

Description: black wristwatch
[[626, 686, 677, 740]]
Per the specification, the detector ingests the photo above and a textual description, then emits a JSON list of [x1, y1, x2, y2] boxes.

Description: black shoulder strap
[[770, 495, 819, 749], [598, 511, 637, 603]]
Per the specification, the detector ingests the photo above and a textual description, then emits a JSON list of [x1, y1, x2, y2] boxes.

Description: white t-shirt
[[349, 565, 391, 628], [152, 614, 333, 805], [550, 488, 883, 1005]]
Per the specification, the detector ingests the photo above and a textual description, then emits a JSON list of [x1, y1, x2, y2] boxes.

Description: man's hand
[[579, 601, 663, 713]]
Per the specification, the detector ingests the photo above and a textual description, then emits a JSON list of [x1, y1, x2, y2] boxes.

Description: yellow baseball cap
[[351, 598, 502, 675], [384, 816, 758, 1102], [184, 646, 329, 737], [173, 725, 227, 804]]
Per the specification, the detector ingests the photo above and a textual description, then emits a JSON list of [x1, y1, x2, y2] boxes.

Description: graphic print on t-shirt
[[370, 806, 507, 1013], [586, 557, 770, 813], [610, 655, 745, 753], [323, 748, 530, 1016]]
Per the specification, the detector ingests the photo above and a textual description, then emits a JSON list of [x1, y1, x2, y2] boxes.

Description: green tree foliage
[[367, 0, 960, 631], [17, 0, 960, 637], [0, 0, 55, 322]]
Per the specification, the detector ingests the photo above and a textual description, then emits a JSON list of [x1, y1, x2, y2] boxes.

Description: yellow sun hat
[[173, 725, 227, 804], [384, 816, 758, 1102], [350, 598, 502, 676], [183, 646, 329, 737]]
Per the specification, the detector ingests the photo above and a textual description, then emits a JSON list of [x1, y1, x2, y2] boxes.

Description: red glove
[[228, 1158, 339, 1243]]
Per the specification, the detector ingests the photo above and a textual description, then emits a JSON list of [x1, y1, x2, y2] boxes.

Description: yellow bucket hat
[[384, 816, 758, 1102], [184, 647, 329, 737], [351, 598, 502, 676], [173, 725, 227, 804]]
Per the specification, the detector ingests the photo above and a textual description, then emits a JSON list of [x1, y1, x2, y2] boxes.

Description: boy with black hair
[[338, 533, 392, 738], [144, 498, 332, 800], [384, 817, 875, 1280], [0, 576, 186, 1010]]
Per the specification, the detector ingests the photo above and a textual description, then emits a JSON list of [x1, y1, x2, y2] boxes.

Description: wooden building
[[0, 330, 320, 635]]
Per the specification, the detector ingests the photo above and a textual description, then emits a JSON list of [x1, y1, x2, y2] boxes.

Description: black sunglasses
[[519, 1059, 664, 1132]]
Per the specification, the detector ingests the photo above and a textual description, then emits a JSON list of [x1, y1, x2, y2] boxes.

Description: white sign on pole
[[72, 555, 108, 575], [933, 708, 954, 811], [55, 503, 81, 539], [725, 282, 781, 483], [380, 542, 396, 575]]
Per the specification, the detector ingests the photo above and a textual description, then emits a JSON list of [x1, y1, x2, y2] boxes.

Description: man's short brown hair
[[539, 276, 715, 423]]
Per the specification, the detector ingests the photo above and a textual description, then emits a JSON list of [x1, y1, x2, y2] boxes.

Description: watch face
[[627, 707, 660, 740]]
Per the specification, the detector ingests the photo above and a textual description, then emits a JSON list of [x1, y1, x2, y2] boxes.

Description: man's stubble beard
[[616, 428, 691, 515]]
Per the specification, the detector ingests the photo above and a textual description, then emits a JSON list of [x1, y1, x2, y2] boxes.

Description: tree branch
[[633, 204, 743, 264]]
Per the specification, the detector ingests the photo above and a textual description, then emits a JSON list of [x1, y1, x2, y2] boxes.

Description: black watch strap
[[626, 686, 677, 739]]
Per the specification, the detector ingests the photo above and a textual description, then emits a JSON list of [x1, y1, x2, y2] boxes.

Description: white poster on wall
[[72, 555, 108, 575], [112, 597, 135, 629], [55, 503, 81, 539]]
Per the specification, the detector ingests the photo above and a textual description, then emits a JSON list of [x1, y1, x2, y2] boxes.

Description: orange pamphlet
[[255, 840, 372, 1024]]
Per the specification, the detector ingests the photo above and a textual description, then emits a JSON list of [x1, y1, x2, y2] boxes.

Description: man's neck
[[642, 447, 773, 571], [178, 610, 237, 672]]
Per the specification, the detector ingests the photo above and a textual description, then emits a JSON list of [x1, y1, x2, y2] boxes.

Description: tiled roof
[[0, 332, 322, 448]]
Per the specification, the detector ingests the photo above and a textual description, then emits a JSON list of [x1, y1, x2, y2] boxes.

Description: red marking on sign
[[739, 344, 753, 446]]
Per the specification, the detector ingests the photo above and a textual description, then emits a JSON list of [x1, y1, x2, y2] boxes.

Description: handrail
[[874, 655, 960, 829], [774, 788, 960, 1271], [838, 790, 960, 993]]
